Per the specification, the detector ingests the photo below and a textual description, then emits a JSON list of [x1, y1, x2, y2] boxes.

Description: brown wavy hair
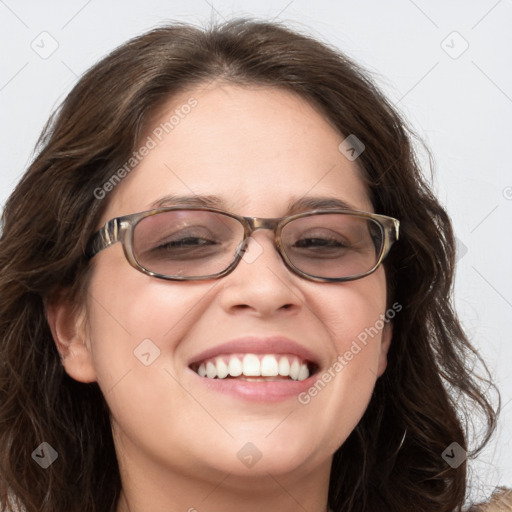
[[0, 19, 499, 512]]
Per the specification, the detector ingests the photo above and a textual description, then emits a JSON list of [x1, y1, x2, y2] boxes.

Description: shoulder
[[467, 487, 512, 511]]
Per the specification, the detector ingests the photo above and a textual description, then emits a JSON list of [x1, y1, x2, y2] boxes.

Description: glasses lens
[[281, 214, 383, 279], [133, 210, 244, 278]]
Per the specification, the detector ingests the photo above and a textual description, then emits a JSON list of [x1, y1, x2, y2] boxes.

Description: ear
[[46, 293, 97, 383], [376, 321, 392, 377]]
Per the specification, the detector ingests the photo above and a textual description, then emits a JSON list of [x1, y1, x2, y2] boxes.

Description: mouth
[[190, 353, 317, 382], [187, 336, 321, 401]]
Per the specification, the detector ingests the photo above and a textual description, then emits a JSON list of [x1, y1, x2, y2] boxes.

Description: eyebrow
[[286, 196, 358, 214], [150, 194, 360, 214], [151, 194, 225, 209]]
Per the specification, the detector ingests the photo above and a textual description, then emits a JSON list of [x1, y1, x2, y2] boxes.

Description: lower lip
[[192, 370, 316, 402]]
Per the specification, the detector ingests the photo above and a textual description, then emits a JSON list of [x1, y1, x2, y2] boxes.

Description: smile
[[192, 353, 311, 381]]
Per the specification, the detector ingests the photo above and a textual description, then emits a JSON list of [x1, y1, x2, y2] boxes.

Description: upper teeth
[[195, 354, 310, 381]]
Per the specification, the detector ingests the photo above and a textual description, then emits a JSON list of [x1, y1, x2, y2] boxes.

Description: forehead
[[100, 83, 372, 222]]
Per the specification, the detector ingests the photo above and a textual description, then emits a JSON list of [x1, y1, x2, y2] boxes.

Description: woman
[[0, 19, 499, 512]]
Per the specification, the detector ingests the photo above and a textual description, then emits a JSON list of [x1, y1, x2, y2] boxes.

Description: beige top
[[467, 487, 512, 511], [325, 487, 512, 511]]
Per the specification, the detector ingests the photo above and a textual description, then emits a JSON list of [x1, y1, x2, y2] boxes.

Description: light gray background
[[1, 0, 511, 503]]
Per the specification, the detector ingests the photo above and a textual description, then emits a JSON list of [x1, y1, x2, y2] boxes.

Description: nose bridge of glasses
[[241, 217, 284, 258], [246, 216, 281, 234]]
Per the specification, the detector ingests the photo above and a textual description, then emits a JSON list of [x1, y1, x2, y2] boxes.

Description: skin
[[48, 83, 392, 512]]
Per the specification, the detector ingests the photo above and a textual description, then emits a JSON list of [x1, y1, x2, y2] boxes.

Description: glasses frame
[[86, 206, 400, 282]]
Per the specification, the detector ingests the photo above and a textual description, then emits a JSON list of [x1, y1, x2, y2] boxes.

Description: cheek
[[84, 253, 211, 392], [313, 268, 388, 352], [84, 269, 214, 449], [298, 271, 388, 445]]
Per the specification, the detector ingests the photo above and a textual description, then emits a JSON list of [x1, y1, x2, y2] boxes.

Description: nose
[[218, 233, 304, 318]]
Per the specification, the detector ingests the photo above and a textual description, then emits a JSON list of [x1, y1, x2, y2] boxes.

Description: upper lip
[[188, 336, 320, 369]]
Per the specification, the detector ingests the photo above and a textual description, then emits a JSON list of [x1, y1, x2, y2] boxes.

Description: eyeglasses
[[86, 206, 399, 282]]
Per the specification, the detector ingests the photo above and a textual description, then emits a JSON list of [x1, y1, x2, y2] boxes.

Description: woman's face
[[53, 84, 391, 485]]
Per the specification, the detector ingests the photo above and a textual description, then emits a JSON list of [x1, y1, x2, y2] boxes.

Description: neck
[[117, 491, 332, 512], [115, 451, 331, 512]]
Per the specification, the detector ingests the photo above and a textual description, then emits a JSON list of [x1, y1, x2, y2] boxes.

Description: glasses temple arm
[[379, 218, 400, 259], [391, 218, 400, 242], [86, 219, 120, 258]]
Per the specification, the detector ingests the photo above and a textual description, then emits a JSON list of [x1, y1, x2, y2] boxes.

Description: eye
[[155, 236, 218, 250], [290, 227, 352, 251], [144, 230, 223, 261], [292, 236, 349, 249]]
